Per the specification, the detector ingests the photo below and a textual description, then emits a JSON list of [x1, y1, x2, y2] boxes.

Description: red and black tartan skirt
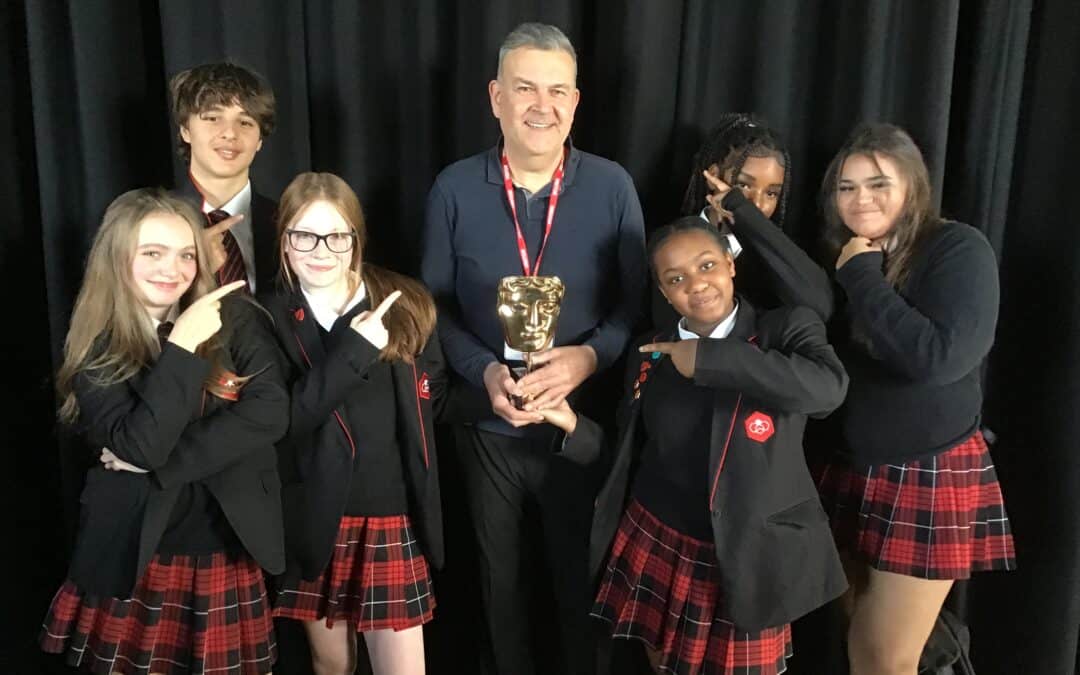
[[273, 513, 435, 631], [39, 550, 275, 675], [591, 499, 792, 675], [814, 431, 1016, 579]]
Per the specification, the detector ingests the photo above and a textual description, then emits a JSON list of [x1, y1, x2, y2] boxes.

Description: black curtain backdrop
[[4, 1, 1077, 673]]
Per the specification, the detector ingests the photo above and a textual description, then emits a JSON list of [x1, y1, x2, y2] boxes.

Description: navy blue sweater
[[421, 144, 647, 428], [831, 221, 999, 464]]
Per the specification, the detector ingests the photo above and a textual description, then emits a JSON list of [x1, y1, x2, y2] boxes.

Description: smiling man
[[421, 22, 646, 675], [169, 62, 279, 293]]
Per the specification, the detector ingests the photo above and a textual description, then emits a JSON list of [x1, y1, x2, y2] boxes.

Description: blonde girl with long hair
[[40, 188, 288, 675]]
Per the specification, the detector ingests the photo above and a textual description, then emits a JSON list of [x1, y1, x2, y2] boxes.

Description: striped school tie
[[206, 208, 250, 288]]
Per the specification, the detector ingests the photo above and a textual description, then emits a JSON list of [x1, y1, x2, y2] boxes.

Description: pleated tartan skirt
[[40, 550, 275, 675], [591, 499, 793, 675], [814, 431, 1016, 579], [273, 513, 435, 632]]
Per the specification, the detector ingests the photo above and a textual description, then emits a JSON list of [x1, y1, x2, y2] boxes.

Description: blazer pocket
[[261, 469, 282, 495], [766, 497, 827, 529]]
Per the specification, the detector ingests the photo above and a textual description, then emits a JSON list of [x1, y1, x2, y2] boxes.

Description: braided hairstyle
[[681, 113, 792, 227]]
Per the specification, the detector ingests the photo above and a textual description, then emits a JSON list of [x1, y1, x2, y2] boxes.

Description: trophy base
[[509, 364, 531, 410]]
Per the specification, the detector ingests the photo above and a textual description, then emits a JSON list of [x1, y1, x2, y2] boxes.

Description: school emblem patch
[[744, 411, 774, 443], [418, 372, 431, 400]]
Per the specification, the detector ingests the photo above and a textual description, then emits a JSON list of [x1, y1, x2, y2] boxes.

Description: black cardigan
[[263, 289, 475, 581], [830, 221, 999, 464], [66, 297, 289, 597], [565, 300, 849, 632]]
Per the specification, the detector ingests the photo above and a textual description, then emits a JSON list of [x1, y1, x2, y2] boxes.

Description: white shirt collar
[[698, 207, 743, 258], [150, 305, 180, 330], [677, 301, 739, 340], [201, 181, 257, 292], [202, 180, 252, 216], [301, 281, 368, 332]]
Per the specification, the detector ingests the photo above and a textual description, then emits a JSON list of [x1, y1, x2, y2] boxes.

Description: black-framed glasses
[[286, 229, 357, 253]]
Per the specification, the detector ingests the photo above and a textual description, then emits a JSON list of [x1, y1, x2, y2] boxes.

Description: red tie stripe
[[206, 208, 250, 288]]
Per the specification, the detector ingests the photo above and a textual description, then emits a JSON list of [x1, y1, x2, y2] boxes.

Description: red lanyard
[[500, 148, 565, 276]]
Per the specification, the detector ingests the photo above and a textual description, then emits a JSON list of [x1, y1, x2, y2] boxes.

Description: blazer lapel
[[286, 290, 328, 368], [727, 295, 758, 342], [285, 289, 358, 459], [706, 296, 758, 510], [176, 175, 202, 208], [250, 191, 279, 293]]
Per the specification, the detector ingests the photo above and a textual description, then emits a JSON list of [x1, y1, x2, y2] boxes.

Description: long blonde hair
[[276, 172, 436, 362], [57, 188, 220, 422]]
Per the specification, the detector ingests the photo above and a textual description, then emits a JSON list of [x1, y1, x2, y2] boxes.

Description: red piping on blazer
[[411, 362, 430, 468], [293, 331, 357, 458], [709, 393, 742, 508], [707, 335, 757, 509]]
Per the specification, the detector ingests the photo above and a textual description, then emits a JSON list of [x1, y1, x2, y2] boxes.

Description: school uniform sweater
[[421, 142, 647, 437], [829, 221, 999, 465]]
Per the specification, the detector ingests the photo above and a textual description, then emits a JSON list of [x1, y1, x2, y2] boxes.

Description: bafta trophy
[[497, 275, 565, 409]]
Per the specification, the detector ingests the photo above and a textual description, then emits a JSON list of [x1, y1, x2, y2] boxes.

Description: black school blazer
[[263, 289, 450, 580], [565, 299, 850, 632], [67, 297, 289, 598]]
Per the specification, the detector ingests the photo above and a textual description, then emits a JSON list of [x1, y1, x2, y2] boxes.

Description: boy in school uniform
[[169, 61, 279, 292]]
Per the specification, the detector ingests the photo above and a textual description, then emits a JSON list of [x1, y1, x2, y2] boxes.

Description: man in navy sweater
[[421, 22, 646, 675]]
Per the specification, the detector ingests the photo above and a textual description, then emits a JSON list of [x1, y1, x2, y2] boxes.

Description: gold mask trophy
[[497, 275, 566, 409]]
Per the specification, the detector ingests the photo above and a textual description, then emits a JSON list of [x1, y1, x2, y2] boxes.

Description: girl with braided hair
[[681, 113, 791, 224], [653, 114, 832, 327]]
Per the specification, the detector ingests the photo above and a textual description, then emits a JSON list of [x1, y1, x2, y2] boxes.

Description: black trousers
[[456, 424, 598, 675]]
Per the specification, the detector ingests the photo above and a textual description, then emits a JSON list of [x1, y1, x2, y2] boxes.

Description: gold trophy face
[[497, 275, 565, 354]]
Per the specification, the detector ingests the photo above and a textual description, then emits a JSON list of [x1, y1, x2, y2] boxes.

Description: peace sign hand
[[168, 280, 247, 353], [349, 290, 401, 349], [639, 339, 698, 378], [702, 170, 735, 228], [203, 214, 244, 274]]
